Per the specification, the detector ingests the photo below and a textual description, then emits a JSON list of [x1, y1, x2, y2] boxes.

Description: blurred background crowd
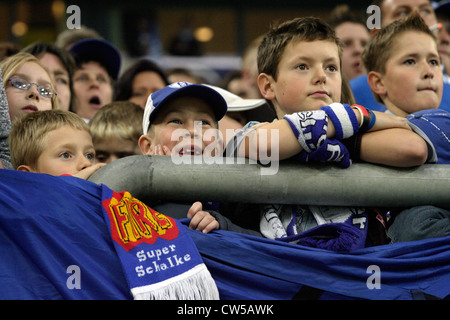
[[0, 0, 375, 85]]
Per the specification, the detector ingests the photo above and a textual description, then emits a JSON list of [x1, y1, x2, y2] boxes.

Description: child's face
[[73, 61, 113, 120], [379, 31, 443, 116], [31, 125, 96, 176], [94, 136, 141, 164], [139, 96, 221, 156], [5, 62, 53, 121], [268, 39, 341, 118]]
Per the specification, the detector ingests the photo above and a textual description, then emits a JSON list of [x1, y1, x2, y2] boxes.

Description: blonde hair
[[9, 109, 89, 169], [0, 52, 59, 109], [89, 101, 144, 144]]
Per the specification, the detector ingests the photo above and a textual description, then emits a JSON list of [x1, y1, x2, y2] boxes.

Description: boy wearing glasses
[[1, 52, 58, 121]]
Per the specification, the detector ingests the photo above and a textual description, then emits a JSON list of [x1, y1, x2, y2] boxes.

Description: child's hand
[[73, 163, 106, 180], [187, 201, 219, 234], [152, 144, 171, 156], [369, 111, 411, 132]]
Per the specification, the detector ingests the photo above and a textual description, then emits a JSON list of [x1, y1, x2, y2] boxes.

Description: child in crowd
[[350, 0, 450, 113], [362, 13, 450, 242], [22, 41, 76, 112], [235, 16, 426, 167], [89, 101, 143, 164], [69, 38, 121, 122], [1, 52, 58, 121], [8, 109, 104, 179], [363, 14, 443, 117], [139, 82, 227, 158], [224, 16, 432, 250], [139, 82, 261, 236]]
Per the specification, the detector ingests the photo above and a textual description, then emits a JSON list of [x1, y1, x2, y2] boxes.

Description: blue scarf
[[101, 185, 219, 299]]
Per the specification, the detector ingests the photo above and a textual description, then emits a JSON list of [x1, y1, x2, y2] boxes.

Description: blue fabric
[[0, 170, 131, 299], [0, 169, 449, 300], [283, 110, 329, 153], [321, 103, 359, 139], [101, 187, 212, 299], [301, 138, 351, 168], [407, 109, 450, 164], [186, 224, 450, 300], [440, 82, 450, 113]]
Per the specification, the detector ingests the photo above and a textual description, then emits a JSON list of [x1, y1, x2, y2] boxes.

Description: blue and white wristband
[[321, 103, 360, 140]]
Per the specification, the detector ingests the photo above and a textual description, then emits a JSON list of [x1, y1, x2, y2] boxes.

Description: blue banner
[[0, 169, 448, 300]]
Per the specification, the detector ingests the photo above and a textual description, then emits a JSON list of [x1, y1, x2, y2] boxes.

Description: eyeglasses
[[7, 77, 57, 99]]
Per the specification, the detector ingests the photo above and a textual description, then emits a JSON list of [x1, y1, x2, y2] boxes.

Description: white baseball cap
[[203, 84, 267, 112], [143, 82, 228, 134]]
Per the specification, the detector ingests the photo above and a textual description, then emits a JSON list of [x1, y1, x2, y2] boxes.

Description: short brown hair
[[257, 16, 342, 80], [9, 109, 88, 169], [257, 17, 344, 113], [362, 13, 436, 102]]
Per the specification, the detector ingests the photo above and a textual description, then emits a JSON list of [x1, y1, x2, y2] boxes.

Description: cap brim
[[203, 84, 266, 112], [144, 83, 228, 134]]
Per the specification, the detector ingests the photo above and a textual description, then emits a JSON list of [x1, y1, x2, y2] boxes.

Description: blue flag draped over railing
[[0, 169, 449, 300]]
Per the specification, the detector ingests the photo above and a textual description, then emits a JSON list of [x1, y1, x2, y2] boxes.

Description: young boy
[[9, 109, 104, 179], [362, 13, 450, 242], [235, 16, 427, 168], [225, 17, 433, 249], [139, 82, 262, 236], [139, 82, 227, 158], [89, 101, 143, 164]]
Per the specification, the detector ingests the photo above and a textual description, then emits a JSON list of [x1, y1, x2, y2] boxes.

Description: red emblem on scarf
[[103, 191, 179, 251]]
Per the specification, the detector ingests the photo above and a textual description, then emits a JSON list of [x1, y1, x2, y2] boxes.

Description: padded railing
[[89, 155, 450, 208]]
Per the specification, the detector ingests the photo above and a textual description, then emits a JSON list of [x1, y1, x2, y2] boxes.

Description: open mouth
[[178, 145, 203, 156], [353, 61, 362, 71], [89, 96, 102, 108]]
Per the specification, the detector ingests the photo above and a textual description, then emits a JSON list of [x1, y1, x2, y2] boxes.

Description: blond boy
[[9, 109, 104, 179], [138, 82, 230, 234], [89, 101, 143, 164]]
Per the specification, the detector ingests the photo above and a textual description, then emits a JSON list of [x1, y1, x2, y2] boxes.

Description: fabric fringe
[[131, 264, 219, 300]]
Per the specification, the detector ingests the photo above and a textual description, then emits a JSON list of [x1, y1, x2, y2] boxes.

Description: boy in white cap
[[139, 81, 227, 158], [139, 82, 262, 236]]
